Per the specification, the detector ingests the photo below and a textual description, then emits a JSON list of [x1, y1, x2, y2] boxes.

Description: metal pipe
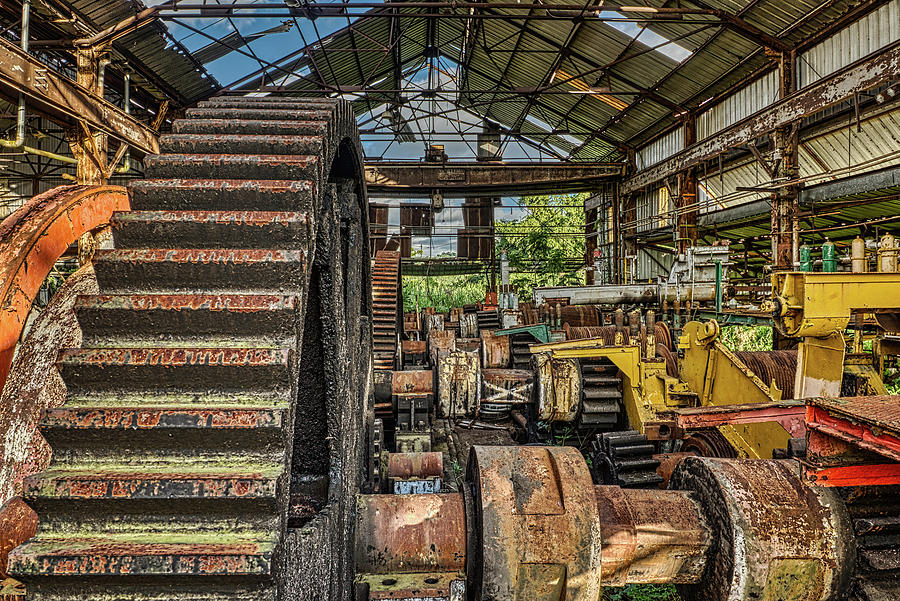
[[533, 283, 717, 305], [0, 96, 28, 150], [21, 0, 30, 53], [0, 0, 74, 166], [114, 70, 132, 174], [1, 0, 30, 150], [0, 0, 78, 165], [20, 145, 77, 165]]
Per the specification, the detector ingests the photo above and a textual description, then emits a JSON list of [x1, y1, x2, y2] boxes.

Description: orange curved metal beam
[[0, 185, 129, 396]]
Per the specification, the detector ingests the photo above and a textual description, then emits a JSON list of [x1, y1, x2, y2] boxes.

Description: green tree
[[496, 193, 587, 299]]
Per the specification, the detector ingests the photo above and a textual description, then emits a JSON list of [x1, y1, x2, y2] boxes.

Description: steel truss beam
[[365, 161, 623, 197], [622, 41, 900, 195], [0, 37, 159, 156]]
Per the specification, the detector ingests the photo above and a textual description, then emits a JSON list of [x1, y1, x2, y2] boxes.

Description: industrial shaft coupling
[[355, 445, 854, 601]]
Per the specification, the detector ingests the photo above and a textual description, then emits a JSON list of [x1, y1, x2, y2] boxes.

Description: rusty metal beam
[[365, 161, 624, 197], [622, 40, 900, 195], [671, 400, 807, 438], [73, 5, 165, 47], [0, 37, 159, 156]]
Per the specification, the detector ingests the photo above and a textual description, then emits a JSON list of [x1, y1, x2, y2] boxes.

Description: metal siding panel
[[698, 160, 769, 210], [697, 70, 779, 140], [636, 128, 683, 170], [799, 0, 900, 87]]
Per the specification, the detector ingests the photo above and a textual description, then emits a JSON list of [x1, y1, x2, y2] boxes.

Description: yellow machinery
[[770, 271, 900, 397], [531, 340, 694, 433], [529, 270, 900, 460], [531, 322, 796, 458], [676, 321, 792, 458]]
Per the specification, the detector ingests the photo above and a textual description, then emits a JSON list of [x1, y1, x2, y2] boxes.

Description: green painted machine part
[[799, 244, 812, 272], [822, 239, 837, 272], [494, 323, 552, 343]]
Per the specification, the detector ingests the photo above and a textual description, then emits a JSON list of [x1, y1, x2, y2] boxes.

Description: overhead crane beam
[[622, 40, 900, 195], [0, 36, 160, 157], [364, 161, 624, 197]]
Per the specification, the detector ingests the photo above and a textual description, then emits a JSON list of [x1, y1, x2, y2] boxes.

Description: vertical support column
[[772, 50, 799, 271], [622, 192, 637, 284], [477, 123, 501, 296], [677, 114, 698, 254], [613, 183, 621, 284], [586, 200, 598, 285], [489, 199, 496, 295], [69, 45, 109, 185]]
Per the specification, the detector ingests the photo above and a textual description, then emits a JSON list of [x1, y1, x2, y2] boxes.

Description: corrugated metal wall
[[696, 109, 900, 211], [698, 160, 770, 211], [798, 109, 900, 182], [635, 186, 673, 232], [636, 127, 683, 170], [635, 247, 672, 281], [798, 0, 900, 88], [631, 0, 900, 230], [697, 71, 780, 140]]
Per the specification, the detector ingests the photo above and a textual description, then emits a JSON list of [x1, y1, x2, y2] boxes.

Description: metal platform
[[806, 396, 900, 486]]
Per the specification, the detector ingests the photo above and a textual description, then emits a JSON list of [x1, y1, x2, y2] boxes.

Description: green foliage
[[718, 325, 773, 352], [496, 194, 587, 299], [886, 376, 900, 395], [402, 274, 487, 313], [400, 193, 588, 311], [604, 585, 681, 601]]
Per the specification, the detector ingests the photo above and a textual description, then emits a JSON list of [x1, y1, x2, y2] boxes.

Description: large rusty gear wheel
[[9, 97, 372, 600]]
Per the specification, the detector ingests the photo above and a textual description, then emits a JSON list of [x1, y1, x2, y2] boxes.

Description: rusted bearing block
[[467, 445, 602, 601], [670, 457, 855, 601], [428, 328, 456, 366], [392, 369, 434, 396], [460, 313, 479, 338], [355, 493, 467, 574], [482, 330, 511, 369], [387, 452, 444, 494]]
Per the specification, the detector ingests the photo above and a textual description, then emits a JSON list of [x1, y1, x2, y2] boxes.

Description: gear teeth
[[160, 134, 323, 156], [75, 294, 298, 348], [371, 250, 401, 371], [144, 153, 320, 181], [92, 248, 307, 294], [111, 210, 312, 250], [591, 430, 664, 488], [578, 358, 622, 430], [8, 97, 363, 600]]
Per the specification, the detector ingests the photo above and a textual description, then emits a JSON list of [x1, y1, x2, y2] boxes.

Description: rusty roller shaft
[[734, 350, 798, 398], [356, 486, 709, 590], [356, 445, 855, 601]]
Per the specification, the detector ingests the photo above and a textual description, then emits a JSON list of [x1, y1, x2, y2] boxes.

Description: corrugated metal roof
[[210, 0, 873, 160], [66, 0, 219, 104]]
